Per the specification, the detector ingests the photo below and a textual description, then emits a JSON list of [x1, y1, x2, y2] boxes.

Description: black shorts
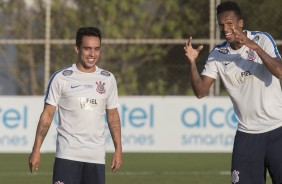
[[231, 126, 282, 184], [53, 158, 105, 184]]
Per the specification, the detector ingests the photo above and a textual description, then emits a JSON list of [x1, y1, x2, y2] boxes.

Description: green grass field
[[0, 153, 272, 184]]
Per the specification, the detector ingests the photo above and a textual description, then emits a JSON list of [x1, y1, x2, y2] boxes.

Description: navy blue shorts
[[231, 126, 282, 184], [53, 158, 105, 184]]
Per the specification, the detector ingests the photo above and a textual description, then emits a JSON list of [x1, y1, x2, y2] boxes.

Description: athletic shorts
[[53, 158, 105, 184], [231, 126, 282, 184]]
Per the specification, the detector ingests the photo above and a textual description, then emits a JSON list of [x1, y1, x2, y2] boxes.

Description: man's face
[[217, 11, 243, 44], [75, 36, 101, 72]]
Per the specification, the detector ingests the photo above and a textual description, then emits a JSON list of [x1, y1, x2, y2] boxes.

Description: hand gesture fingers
[[184, 36, 203, 63], [231, 27, 249, 44]]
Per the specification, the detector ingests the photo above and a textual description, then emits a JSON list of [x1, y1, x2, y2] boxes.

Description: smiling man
[[29, 27, 122, 184], [184, 1, 282, 184]]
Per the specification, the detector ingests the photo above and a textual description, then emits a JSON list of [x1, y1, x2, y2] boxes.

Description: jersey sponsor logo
[[80, 97, 98, 109], [218, 48, 229, 54], [101, 70, 110, 76], [96, 81, 106, 94], [234, 71, 252, 84], [62, 70, 73, 76], [231, 170, 240, 183], [84, 85, 93, 89]]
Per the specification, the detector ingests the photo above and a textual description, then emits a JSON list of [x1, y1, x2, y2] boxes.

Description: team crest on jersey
[[246, 49, 256, 61], [96, 81, 106, 94], [101, 70, 110, 77], [231, 170, 240, 183], [62, 70, 73, 76], [218, 48, 229, 54]]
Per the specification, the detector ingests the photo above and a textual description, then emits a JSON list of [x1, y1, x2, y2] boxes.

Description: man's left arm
[[251, 43, 282, 79], [106, 108, 122, 172]]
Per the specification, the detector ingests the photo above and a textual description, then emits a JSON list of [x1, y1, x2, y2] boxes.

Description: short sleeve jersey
[[202, 31, 282, 133], [45, 64, 119, 164]]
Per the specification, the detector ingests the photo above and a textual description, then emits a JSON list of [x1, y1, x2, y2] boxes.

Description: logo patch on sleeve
[[253, 35, 260, 43], [218, 48, 229, 54], [62, 70, 73, 76], [101, 70, 110, 76]]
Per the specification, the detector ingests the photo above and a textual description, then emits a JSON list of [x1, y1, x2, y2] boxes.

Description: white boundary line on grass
[[0, 171, 231, 177], [107, 171, 230, 176]]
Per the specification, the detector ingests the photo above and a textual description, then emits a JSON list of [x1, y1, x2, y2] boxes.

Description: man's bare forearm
[[37, 120, 51, 140], [253, 46, 282, 79], [32, 120, 51, 151], [108, 120, 122, 150], [190, 62, 208, 98]]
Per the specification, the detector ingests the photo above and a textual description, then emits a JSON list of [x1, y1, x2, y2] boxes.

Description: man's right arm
[[28, 103, 56, 173], [190, 62, 215, 98], [184, 37, 215, 98]]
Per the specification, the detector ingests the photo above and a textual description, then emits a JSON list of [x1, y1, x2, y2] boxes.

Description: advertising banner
[[0, 96, 237, 153]]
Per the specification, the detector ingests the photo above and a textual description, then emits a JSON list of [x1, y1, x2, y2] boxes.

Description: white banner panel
[[0, 96, 237, 153]]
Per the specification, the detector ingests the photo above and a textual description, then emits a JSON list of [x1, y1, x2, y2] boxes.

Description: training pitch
[[0, 153, 272, 184]]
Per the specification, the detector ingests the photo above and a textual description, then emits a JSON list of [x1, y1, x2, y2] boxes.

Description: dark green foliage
[[0, 0, 281, 95]]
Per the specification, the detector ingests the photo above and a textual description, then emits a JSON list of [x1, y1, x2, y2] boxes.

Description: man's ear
[[74, 46, 79, 53], [239, 19, 244, 29]]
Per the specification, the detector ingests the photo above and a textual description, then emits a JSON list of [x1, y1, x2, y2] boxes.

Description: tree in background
[[0, 0, 45, 95], [51, 0, 209, 95], [0, 0, 281, 95]]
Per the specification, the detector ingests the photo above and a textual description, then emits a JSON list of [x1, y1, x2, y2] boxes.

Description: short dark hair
[[76, 27, 102, 47], [216, 1, 242, 19]]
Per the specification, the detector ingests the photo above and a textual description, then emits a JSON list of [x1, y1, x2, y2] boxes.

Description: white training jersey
[[45, 64, 119, 164], [202, 30, 282, 133]]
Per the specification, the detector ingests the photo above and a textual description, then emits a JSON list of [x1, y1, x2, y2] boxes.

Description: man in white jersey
[[29, 27, 122, 184], [184, 1, 282, 184]]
